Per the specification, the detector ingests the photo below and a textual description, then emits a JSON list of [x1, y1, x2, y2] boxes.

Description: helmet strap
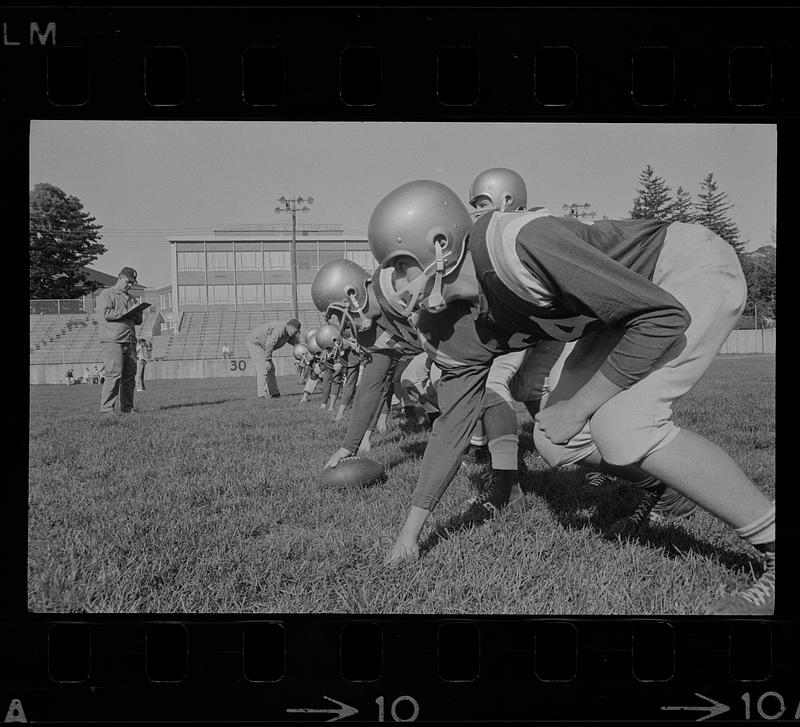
[[422, 242, 447, 312]]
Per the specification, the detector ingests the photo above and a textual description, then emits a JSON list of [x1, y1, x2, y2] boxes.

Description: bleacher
[[161, 309, 326, 360], [30, 308, 327, 365], [29, 311, 156, 365]]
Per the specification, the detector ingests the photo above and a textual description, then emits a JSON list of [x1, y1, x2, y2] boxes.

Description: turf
[[28, 355, 775, 614]]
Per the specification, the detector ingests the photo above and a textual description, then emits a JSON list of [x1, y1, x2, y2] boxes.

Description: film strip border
[[2, 619, 798, 722], [1, 7, 797, 116]]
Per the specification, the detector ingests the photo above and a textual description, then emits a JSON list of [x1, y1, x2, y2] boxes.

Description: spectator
[[92, 364, 101, 384], [96, 267, 148, 414], [244, 318, 301, 399], [83, 367, 92, 384], [221, 343, 231, 359], [65, 368, 74, 386], [135, 338, 150, 392]]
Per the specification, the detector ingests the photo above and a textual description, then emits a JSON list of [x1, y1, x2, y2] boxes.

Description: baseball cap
[[287, 318, 301, 329], [119, 267, 138, 283]]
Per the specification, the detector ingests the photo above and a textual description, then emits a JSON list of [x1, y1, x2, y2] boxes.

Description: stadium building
[[169, 222, 373, 313], [29, 223, 378, 383]]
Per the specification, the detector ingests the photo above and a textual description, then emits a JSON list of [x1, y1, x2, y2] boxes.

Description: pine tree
[[30, 183, 106, 298], [668, 186, 694, 223], [693, 173, 744, 255], [630, 165, 673, 220]]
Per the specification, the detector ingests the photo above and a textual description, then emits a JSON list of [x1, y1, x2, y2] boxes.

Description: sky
[[29, 121, 777, 289]]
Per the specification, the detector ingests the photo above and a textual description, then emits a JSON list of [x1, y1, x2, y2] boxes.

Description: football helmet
[[468, 168, 527, 212], [293, 343, 309, 360], [306, 333, 322, 355], [314, 323, 342, 353], [368, 180, 472, 316], [311, 258, 373, 336]]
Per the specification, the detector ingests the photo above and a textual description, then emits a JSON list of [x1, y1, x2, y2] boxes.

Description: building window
[[319, 245, 346, 268], [178, 285, 207, 305], [235, 251, 261, 271], [266, 284, 291, 303], [208, 285, 235, 304], [237, 284, 264, 304], [298, 284, 313, 302], [207, 251, 234, 271], [344, 250, 376, 270], [296, 249, 318, 271], [264, 250, 290, 271], [177, 252, 205, 271], [159, 291, 172, 309]]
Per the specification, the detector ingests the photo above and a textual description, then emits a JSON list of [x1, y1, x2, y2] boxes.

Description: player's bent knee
[[591, 409, 677, 467]]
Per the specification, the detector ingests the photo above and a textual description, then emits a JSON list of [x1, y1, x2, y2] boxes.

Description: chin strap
[[422, 243, 447, 312], [382, 242, 452, 318]]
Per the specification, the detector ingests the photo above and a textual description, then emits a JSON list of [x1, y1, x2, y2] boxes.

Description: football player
[[315, 258, 565, 522], [368, 179, 775, 616], [466, 168, 695, 521], [299, 331, 324, 404], [314, 323, 363, 421]]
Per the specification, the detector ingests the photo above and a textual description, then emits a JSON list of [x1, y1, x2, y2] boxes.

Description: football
[[318, 456, 385, 489]]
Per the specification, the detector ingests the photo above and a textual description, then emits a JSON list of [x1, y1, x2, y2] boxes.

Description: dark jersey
[[469, 210, 690, 387], [339, 274, 526, 496], [405, 210, 693, 511]]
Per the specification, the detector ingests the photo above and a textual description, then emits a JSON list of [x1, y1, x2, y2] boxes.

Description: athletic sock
[[488, 434, 518, 471], [735, 503, 775, 548]]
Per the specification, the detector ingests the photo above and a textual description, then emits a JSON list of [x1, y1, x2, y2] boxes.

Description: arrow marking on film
[[286, 695, 358, 722], [661, 693, 731, 721]]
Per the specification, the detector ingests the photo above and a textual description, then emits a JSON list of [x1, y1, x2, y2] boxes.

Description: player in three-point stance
[[465, 168, 696, 523], [314, 256, 567, 523], [369, 179, 775, 615]]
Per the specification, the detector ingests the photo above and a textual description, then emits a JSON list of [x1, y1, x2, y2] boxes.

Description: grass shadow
[[157, 400, 231, 410], [380, 438, 431, 470], [523, 471, 758, 574]]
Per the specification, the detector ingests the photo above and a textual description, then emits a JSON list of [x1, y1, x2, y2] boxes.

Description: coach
[[97, 267, 146, 414], [245, 318, 302, 399]]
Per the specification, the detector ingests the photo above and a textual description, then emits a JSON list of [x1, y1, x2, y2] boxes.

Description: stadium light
[[275, 194, 314, 319]]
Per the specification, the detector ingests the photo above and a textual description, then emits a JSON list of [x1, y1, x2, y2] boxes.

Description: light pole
[[275, 194, 314, 320]]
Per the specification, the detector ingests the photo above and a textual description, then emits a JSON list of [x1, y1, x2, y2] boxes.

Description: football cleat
[[648, 486, 698, 524], [708, 551, 775, 616], [583, 471, 617, 488], [463, 469, 525, 523], [608, 477, 666, 537]]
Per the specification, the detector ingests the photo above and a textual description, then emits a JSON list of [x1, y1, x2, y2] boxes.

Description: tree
[[693, 173, 744, 255], [741, 244, 776, 319], [30, 183, 106, 298], [668, 186, 694, 223], [630, 165, 673, 220]]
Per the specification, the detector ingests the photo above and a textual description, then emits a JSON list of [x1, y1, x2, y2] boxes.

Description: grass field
[[28, 355, 775, 614]]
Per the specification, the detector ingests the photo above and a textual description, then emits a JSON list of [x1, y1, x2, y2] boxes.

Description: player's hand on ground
[[325, 447, 353, 469], [383, 539, 419, 566], [535, 400, 587, 444]]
